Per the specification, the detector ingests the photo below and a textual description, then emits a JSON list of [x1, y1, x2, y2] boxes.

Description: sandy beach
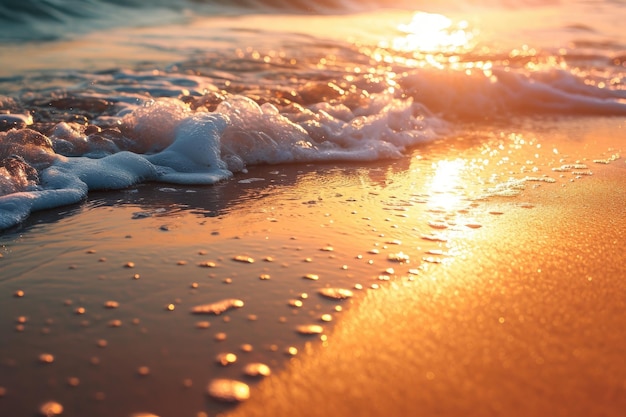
[[227, 120, 626, 417], [1, 116, 625, 416]]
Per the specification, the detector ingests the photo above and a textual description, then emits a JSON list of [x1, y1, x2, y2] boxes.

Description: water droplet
[[39, 401, 63, 416], [233, 255, 254, 264], [387, 252, 410, 262], [423, 256, 442, 264], [288, 299, 303, 308], [303, 273, 319, 281], [103, 301, 119, 309], [420, 233, 448, 242], [206, 379, 250, 402], [215, 353, 237, 366], [214, 332, 227, 342], [137, 366, 150, 376], [296, 324, 324, 335], [176, 260, 187, 266], [14, 290, 24, 298], [320, 246, 334, 252], [428, 221, 448, 229], [465, 222, 482, 229], [129, 413, 160, 417], [197, 261, 217, 268], [191, 299, 244, 315], [67, 377, 80, 387], [240, 344, 253, 352], [96, 339, 107, 348], [320, 314, 332, 322], [108, 319, 122, 328], [124, 262, 135, 268], [39, 353, 54, 364], [195, 321, 210, 329], [318, 288, 353, 300], [243, 363, 271, 377], [0, 386, 6, 397], [259, 274, 271, 280]]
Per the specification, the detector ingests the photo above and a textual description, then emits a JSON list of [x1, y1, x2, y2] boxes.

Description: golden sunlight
[[428, 159, 466, 211], [390, 12, 474, 53]]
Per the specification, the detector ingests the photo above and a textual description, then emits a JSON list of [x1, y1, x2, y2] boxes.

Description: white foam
[[217, 94, 441, 166], [146, 112, 232, 184], [0, 112, 235, 229]]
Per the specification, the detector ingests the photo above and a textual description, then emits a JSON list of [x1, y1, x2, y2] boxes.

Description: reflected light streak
[[428, 159, 466, 211]]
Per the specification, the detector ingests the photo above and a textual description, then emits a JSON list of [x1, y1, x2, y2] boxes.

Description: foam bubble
[[146, 112, 232, 184]]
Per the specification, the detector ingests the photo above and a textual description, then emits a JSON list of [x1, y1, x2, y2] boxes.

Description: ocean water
[[0, 0, 625, 230]]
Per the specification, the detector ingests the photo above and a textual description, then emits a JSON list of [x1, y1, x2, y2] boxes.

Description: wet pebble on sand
[[206, 379, 250, 402], [191, 299, 244, 315], [243, 363, 271, 377], [39, 401, 63, 416], [318, 288, 354, 300]]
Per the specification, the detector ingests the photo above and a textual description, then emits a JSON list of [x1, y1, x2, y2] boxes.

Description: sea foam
[[0, 94, 439, 229]]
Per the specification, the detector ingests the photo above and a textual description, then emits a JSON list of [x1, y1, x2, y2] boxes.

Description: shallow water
[[1, 0, 625, 229]]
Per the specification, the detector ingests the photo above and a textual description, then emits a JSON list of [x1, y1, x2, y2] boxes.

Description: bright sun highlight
[[391, 12, 473, 53], [428, 159, 467, 211]]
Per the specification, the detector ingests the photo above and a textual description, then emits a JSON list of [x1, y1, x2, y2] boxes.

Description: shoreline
[[225, 127, 626, 417], [1, 118, 625, 416]]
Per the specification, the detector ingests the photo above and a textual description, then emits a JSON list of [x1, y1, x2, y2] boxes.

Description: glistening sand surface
[[228, 132, 626, 417], [1, 117, 625, 416]]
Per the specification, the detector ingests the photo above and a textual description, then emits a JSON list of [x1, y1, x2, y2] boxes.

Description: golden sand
[[1, 118, 624, 416]]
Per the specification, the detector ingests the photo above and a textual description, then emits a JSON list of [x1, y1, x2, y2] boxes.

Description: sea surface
[[0, 0, 624, 230]]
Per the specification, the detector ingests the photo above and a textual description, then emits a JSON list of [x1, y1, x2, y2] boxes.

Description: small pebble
[[137, 366, 150, 376], [38, 353, 54, 364], [39, 401, 63, 416], [215, 353, 237, 366], [243, 363, 271, 377], [206, 379, 250, 402]]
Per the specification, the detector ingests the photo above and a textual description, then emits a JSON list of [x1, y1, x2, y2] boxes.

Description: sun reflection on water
[[428, 159, 467, 211], [390, 12, 474, 53]]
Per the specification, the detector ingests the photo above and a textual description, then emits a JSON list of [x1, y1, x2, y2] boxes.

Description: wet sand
[[224, 118, 626, 417], [1, 117, 625, 416], [227, 145, 626, 417]]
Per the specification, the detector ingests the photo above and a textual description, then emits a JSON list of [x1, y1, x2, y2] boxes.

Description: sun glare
[[391, 12, 474, 53], [428, 159, 467, 211]]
